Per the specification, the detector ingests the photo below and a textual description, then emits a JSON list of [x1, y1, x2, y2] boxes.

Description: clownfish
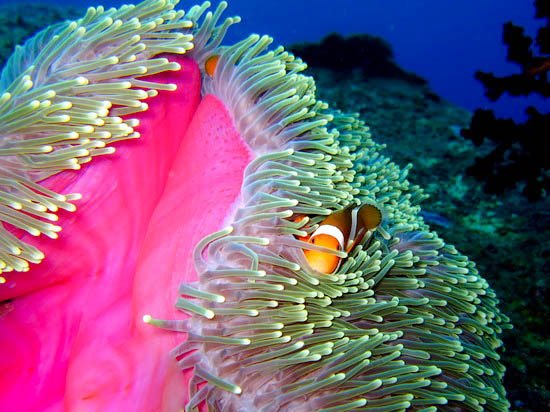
[[205, 55, 220, 77], [298, 203, 383, 274]]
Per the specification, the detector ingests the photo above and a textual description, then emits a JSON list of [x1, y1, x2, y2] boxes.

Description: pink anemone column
[[0, 54, 252, 411]]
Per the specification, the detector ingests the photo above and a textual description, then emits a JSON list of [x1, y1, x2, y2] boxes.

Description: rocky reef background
[[0, 2, 82, 68], [289, 33, 550, 412], [0, 3, 548, 411]]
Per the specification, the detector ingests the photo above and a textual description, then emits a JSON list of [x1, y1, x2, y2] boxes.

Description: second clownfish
[[298, 203, 383, 274], [205, 55, 220, 77]]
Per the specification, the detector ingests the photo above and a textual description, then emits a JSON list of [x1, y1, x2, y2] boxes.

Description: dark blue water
[[0, 0, 546, 121]]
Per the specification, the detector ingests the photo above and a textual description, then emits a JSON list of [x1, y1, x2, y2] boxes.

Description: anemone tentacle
[[0, 0, 511, 410], [0, 0, 208, 273], [145, 5, 511, 411]]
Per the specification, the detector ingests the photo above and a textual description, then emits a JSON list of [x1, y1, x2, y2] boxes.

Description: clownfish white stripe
[[310, 224, 345, 250]]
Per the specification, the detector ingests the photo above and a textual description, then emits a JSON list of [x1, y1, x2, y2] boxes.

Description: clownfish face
[[298, 202, 383, 274], [303, 224, 345, 274]]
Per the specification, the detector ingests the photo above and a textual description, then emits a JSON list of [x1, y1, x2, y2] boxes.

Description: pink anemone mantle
[[0, 55, 252, 411]]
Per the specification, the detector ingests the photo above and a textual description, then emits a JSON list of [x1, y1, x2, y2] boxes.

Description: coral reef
[[295, 27, 550, 412], [0, 1, 516, 411], [153, 8, 510, 412], [0, 2, 83, 69], [289, 33, 427, 86], [461, 0, 550, 200]]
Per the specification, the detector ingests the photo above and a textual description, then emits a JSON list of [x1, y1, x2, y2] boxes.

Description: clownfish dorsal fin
[[346, 202, 384, 253], [357, 203, 383, 231]]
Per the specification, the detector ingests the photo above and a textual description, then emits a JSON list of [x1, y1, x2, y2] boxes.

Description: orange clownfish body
[[205, 55, 220, 77], [300, 203, 383, 274]]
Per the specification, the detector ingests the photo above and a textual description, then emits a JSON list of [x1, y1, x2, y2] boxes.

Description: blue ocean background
[[0, 0, 546, 120]]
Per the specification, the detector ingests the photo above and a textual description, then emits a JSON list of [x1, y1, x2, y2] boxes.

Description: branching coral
[[289, 33, 427, 85], [461, 0, 550, 200]]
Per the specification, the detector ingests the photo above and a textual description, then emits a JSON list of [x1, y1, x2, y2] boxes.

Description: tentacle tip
[[76, 76, 88, 85]]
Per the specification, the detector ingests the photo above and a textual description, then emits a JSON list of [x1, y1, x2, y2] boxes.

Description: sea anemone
[[0, 1, 510, 411]]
